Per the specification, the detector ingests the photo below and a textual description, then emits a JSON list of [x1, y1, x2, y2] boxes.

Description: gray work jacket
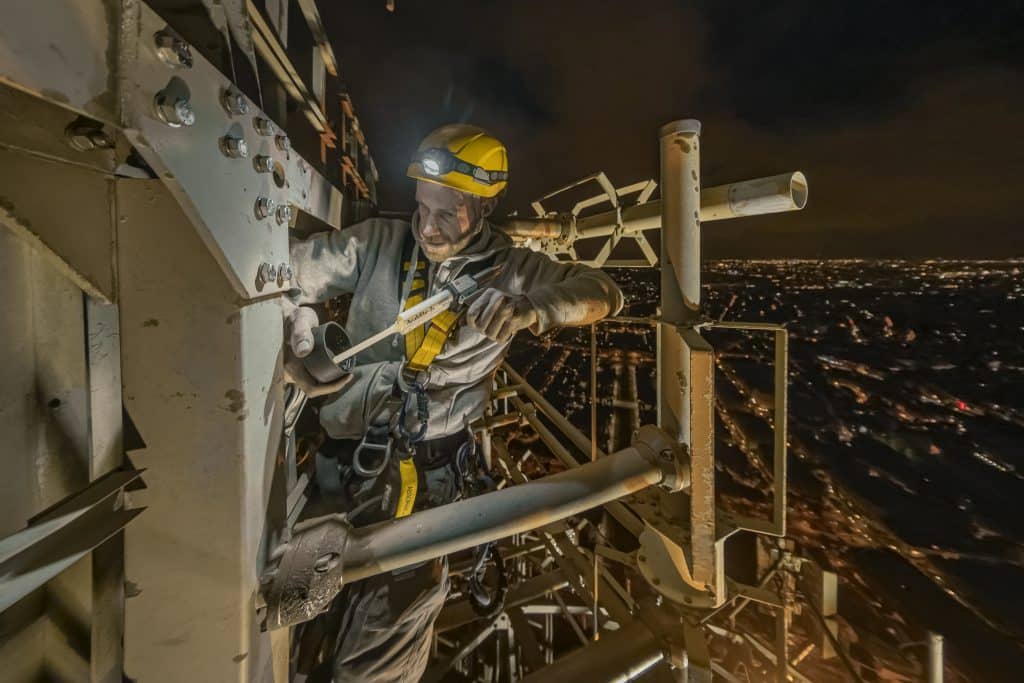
[[289, 217, 623, 440]]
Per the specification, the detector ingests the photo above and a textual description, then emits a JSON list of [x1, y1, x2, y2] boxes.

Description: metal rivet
[[275, 204, 293, 225], [154, 92, 195, 127], [253, 155, 274, 173], [219, 135, 248, 159], [275, 134, 291, 152], [154, 30, 193, 69], [255, 196, 276, 219], [253, 117, 274, 136]]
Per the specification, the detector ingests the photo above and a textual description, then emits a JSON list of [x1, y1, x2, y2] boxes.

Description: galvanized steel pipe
[[343, 438, 667, 581]]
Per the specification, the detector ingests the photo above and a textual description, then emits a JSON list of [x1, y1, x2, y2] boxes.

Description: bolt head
[[255, 196, 276, 219], [155, 31, 193, 68], [280, 264, 293, 281], [253, 117, 274, 136], [88, 129, 114, 149], [275, 134, 291, 152], [254, 155, 274, 173], [220, 136, 248, 159], [275, 204, 294, 225], [65, 123, 113, 152], [221, 88, 249, 116], [155, 92, 195, 127], [174, 100, 195, 126], [257, 262, 278, 285]]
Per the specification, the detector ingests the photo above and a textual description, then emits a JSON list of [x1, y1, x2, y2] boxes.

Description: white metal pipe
[[928, 632, 944, 683], [343, 439, 667, 581], [660, 119, 702, 320], [499, 172, 807, 242]]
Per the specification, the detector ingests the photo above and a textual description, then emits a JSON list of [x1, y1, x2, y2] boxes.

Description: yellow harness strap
[[395, 458, 418, 518], [401, 259, 461, 373]]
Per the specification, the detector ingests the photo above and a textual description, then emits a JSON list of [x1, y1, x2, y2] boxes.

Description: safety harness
[[345, 233, 508, 616]]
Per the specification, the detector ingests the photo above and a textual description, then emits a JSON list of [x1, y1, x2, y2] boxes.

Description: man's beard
[[413, 213, 483, 262]]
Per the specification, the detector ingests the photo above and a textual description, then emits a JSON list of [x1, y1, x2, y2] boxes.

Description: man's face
[[414, 181, 488, 262]]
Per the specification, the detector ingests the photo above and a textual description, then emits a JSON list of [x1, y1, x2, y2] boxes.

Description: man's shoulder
[[345, 215, 412, 241]]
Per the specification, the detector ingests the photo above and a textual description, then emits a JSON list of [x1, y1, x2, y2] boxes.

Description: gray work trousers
[[330, 456, 462, 682]]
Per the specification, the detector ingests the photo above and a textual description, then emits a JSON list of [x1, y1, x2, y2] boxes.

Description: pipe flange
[[633, 425, 691, 492], [260, 513, 351, 630]]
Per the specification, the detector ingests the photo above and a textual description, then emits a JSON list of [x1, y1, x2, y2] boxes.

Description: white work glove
[[281, 299, 352, 398], [465, 289, 539, 344]]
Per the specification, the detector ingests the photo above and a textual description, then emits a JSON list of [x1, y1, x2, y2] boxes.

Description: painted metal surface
[[122, 3, 324, 299], [117, 179, 286, 682], [0, 147, 117, 302], [0, 0, 118, 123]]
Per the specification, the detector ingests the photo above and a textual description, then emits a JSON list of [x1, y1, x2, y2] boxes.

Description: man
[[283, 124, 623, 682]]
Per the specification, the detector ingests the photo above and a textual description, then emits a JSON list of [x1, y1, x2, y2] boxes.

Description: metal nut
[[154, 92, 195, 127], [220, 87, 249, 116], [253, 155, 274, 173], [255, 196, 276, 219], [257, 262, 278, 286], [219, 135, 248, 159], [253, 117, 274, 136], [65, 123, 114, 152], [275, 204, 293, 226], [154, 30, 193, 68], [275, 134, 291, 152], [279, 264, 293, 282]]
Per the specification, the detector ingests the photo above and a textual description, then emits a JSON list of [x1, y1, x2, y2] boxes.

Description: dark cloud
[[323, 1, 1024, 256]]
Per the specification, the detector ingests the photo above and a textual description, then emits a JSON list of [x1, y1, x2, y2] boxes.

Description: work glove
[[281, 299, 352, 398], [465, 289, 539, 343]]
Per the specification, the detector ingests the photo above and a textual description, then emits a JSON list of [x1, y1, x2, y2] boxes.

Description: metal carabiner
[[397, 380, 429, 443]]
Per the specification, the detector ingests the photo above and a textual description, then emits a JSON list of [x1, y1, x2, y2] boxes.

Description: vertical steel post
[[927, 632, 944, 683], [658, 120, 718, 600], [659, 119, 703, 324]]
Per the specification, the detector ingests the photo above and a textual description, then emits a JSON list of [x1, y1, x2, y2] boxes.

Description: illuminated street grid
[[506, 259, 1024, 680]]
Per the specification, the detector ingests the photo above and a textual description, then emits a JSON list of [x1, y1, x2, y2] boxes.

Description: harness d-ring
[[352, 437, 392, 478]]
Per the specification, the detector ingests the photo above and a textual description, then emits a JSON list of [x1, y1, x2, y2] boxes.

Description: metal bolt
[[253, 155, 274, 173], [65, 123, 114, 152], [279, 264, 293, 282], [253, 117, 274, 136], [154, 92, 195, 127], [257, 262, 278, 287], [154, 30, 193, 68], [220, 87, 249, 116], [219, 135, 248, 159], [275, 134, 291, 152], [275, 204, 293, 225], [255, 196, 276, 219]]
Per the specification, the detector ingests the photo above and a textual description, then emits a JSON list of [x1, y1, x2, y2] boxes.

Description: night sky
[[322, 1, 1024, 258]]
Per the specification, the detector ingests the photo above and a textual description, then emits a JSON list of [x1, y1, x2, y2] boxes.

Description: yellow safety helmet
[[407, 124, 509, 198]]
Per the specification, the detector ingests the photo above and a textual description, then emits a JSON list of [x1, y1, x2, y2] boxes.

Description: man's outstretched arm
[[466, 250, 624, 342]]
